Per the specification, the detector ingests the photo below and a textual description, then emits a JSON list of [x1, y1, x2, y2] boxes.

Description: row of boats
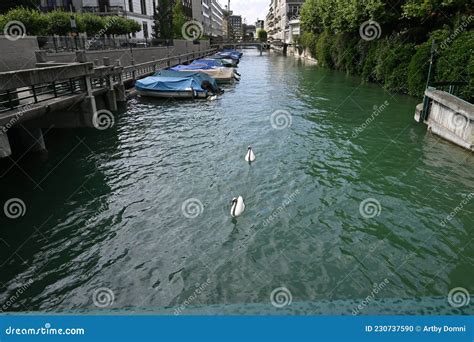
[[135, 49, 243, 99]]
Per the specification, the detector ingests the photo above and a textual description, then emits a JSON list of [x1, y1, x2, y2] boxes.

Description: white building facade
[[264, 0, 305, 43], [192, 0, 224, 38], [39, 0, 157, 39]]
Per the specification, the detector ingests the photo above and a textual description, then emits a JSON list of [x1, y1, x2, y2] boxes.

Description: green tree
[[153, 0, 173, 39], [105, 16, 138, 36], [172, 1, 187, 39], [257, 29, 267, 42], [46, 11, 74, 36], [77, 13, 105, 36], [2, 7, 49, 36]]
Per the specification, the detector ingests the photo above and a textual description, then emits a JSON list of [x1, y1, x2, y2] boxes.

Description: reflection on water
[[0, 49, 472, 314]]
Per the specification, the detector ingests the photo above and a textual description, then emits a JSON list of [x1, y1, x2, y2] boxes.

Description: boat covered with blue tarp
[[135, 70, 221, 99], [219, 49, 243, 59], [191, 59, 225, 68]]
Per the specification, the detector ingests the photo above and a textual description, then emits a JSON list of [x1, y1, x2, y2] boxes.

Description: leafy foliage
[[0, 7, 141, 37], [299, 0, 472, 100], [172, 1, 187, 39], [257, 29, 268, 42], [153, 0, 173, 39]]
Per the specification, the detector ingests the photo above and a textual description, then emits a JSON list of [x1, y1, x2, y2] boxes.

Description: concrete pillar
[[17, 126, 47, 153], [115, 83, 126, 103], [0, 130, 12, 158], [106, 74, 117, 111], [80, 75, 97, 127], [76, 51, 87, 63]]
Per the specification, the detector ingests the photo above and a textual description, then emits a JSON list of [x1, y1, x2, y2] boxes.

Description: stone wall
[[0, 37, 39, 72], [43, 40, 211, 67]]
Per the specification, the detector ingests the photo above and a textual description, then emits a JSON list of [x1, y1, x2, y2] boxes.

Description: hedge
[[0, 7, 141, 37]]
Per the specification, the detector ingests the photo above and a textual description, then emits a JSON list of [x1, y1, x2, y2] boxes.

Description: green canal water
[[0, 49, 472, 314]]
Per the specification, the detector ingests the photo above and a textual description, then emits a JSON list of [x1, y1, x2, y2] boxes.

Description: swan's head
[[231, 198, 237, 204], [247, 145, 252, 150]]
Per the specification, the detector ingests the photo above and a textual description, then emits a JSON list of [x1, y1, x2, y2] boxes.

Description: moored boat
[[135, 70, 222, 99], [170, 63, 238, 83]]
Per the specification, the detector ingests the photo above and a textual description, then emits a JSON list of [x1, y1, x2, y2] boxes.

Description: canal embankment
[[415, 89, 473, 151], [0, 37, 217, 158]]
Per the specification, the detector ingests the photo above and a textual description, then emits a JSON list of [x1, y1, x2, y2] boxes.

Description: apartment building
[[192, 0, 224, 38], [228, 14, 242, 40], [39, 0, 157, 39], [264, 0, 305, 43]]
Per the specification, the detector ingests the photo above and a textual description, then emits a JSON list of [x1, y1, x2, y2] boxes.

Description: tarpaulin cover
[[217, 51, 242, 60], [135, 70, 218, 93], [169, 63, 215, 71], [221, 49, 243, 58], [191, 59, 225, 68]]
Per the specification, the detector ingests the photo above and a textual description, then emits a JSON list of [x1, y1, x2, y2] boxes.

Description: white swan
[[245, 146, 256, 163], [231, 196, 245, 217]]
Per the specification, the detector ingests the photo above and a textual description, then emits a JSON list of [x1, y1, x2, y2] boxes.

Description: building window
[[128, 0, 134, 12], [143, 21, 149, 38], [141, 0, 147, 15]]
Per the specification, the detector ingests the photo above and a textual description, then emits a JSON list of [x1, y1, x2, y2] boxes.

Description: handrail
[[122, 48, 217, 73], [0, 63, 94, 92]]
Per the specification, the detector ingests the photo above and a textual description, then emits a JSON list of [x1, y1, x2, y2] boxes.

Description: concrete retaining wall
[[0, 37, 39, 72], [287, 45, 318, 64], [416, 89, 473, 151], [44, 40, 211, 67]]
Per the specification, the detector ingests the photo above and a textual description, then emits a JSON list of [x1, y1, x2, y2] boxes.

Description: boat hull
[[137, 89, 208, 99]]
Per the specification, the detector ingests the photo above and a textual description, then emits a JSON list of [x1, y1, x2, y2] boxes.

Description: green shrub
[[316, 30, 333, 67], [468, 55, 474, 102], [3, 7, 49, 36], [77, 13, 105, 36], [435, 30, 474, 101], [46, 11, 74, 36], [407, 40, 431, 96], [300, 31, 317, 58], [384, 42, 415, 93], [361, 41, 379, 81]]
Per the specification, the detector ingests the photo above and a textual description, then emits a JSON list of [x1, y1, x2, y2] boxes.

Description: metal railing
[[37, 36, 174, 53], [0, 63, 94, 113], [0, 48, 218, 113], [122, 48, 218, 82]]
